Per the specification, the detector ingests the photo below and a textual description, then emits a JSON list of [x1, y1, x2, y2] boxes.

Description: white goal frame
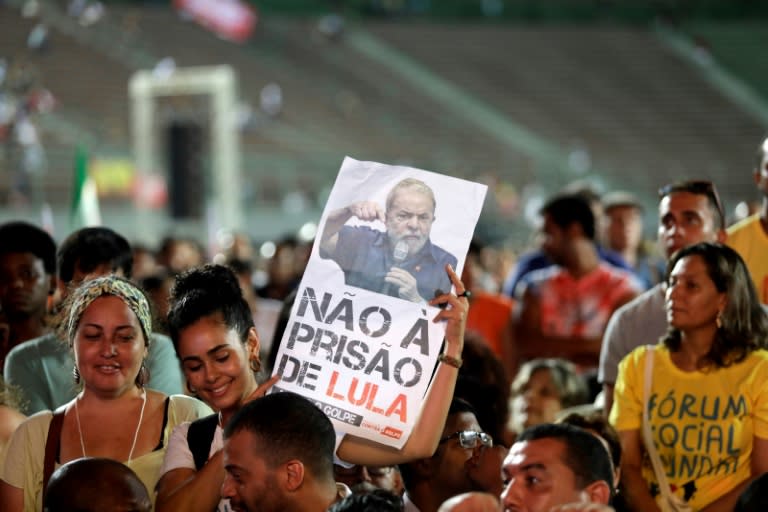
[[129, 65, 242, 233]]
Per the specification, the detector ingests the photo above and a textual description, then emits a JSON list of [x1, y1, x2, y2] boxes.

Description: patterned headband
[[66, 275, 152, 347]]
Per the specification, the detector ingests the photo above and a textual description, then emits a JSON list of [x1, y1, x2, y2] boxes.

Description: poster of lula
[[271, 156, 487, 449]]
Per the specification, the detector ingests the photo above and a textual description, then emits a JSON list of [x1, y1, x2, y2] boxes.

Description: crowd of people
[[0, 136, 767, 511]]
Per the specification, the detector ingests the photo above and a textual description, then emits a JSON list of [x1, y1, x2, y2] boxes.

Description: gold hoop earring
[[716, 311, 723, 329], [249, 357, 262, 374]]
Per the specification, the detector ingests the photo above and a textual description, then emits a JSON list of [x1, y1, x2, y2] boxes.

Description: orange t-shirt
[[466, 291, 514, 357]]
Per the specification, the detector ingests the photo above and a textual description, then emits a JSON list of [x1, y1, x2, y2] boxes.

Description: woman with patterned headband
[[0, 275, 211, 512]]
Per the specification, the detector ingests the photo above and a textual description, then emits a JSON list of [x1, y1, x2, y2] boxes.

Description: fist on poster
[[272, 156, 487, 448]]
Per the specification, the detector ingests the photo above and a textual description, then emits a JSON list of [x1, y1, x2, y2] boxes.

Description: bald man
[[438, 492, 500, 512], [44, 457, 151, 512]]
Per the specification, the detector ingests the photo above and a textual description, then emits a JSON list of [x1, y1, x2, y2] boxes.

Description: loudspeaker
[[166, 121, 204, 219]]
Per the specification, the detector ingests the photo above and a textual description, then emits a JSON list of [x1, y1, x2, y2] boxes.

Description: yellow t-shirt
[[0, 394, 211, 512], [611, 345, 768, 511], [727, 214, 768, 304]]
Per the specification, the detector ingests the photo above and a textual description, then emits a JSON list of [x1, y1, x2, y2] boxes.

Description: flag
[[70, 145, 102, 229], [40, 202, 55, 238], [173, 0, 257, 43]]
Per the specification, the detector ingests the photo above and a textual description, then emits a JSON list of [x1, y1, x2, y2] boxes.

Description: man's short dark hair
[[44, 457, 151, 512], [540, 194, 596, 241], [516, 423, 614, 492], [224, 391, 335, 481], [0, 221, 56, 274], [558, 412, 621, 472], [658, 180, 725, 230], [328, 489, 404, 512], [57, 227, 133, 284]]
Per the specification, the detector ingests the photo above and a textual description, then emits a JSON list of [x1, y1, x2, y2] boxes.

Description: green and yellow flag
[[70, 145, 102, 229]]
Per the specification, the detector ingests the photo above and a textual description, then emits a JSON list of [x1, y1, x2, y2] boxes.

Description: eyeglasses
[[334, 465, 395, 478], [658, 180, 725, 230], [439, 430, 493, 449]]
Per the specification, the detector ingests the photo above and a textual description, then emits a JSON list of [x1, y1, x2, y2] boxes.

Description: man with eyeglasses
[[501, 423, 615, 512], [399, 398, 493, 512], [726, 137, 768, 305], [319, 177, 457, 303], [599, 180, 727, 415]]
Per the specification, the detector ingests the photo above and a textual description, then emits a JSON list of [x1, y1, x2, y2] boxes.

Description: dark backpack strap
[[187, 413, 219, 471], [42, 409, 66, 506]]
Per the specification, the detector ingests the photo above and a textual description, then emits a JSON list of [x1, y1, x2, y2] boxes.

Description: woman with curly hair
[[611, 242, 768, 511]]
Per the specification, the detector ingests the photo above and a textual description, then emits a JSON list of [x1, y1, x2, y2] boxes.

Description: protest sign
[[271, 156, 487, 448]]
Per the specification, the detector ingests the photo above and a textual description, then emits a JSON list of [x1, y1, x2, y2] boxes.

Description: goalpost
[[129, 65, 242, 237]]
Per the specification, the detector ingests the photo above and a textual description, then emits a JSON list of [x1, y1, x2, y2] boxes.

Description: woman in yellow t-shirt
[[611, 242, 768, 511]]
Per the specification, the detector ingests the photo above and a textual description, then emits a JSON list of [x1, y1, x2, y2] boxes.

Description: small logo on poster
[[382, 426, 403, 439]]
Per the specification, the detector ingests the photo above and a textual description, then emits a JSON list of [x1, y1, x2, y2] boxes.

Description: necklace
[[74, 389, 147, 462]]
